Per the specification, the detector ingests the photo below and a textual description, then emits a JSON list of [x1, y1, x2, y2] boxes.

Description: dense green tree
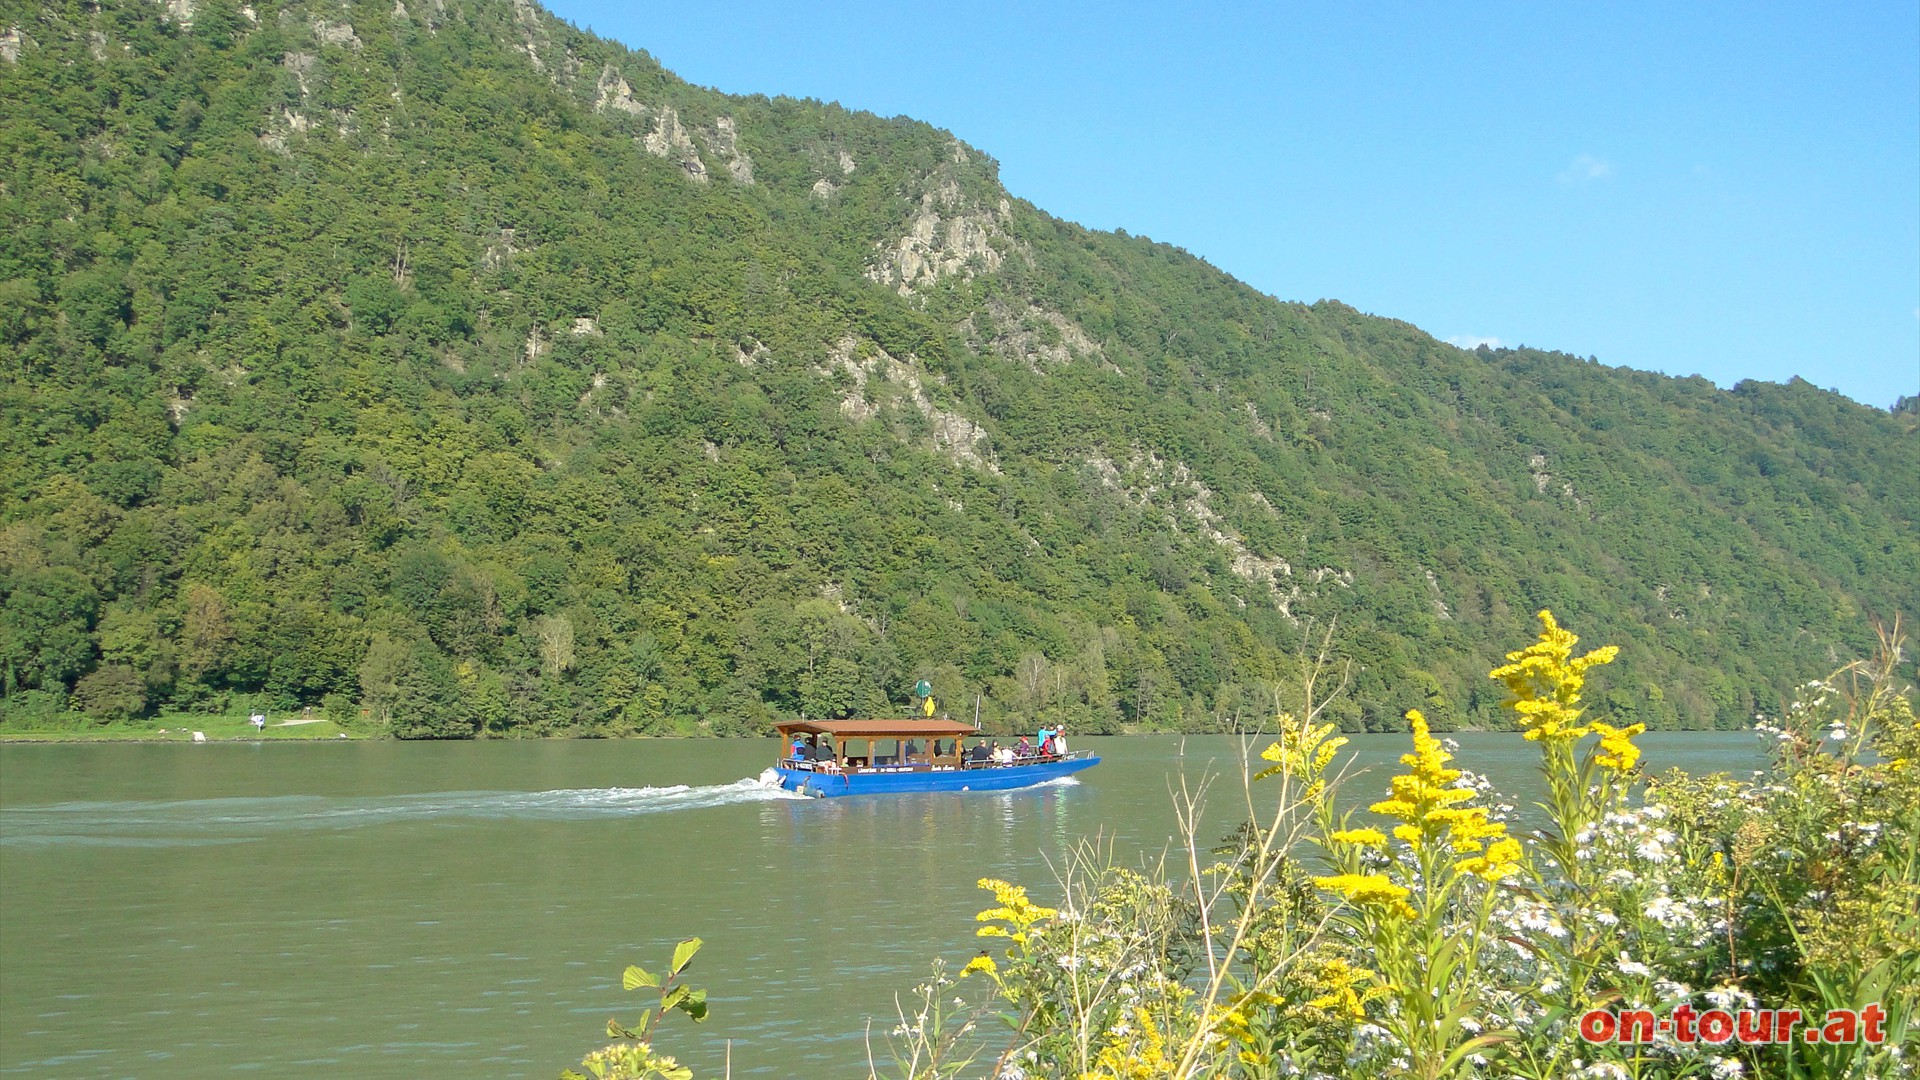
[[0, 0, 1913, 738]]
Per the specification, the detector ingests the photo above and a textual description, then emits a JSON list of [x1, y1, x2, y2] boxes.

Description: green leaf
[[670, 937, 702, 976], [660, 985, 688, 1011], [678, 988, 708, 1022], [606, 1019, 635, 1039], [622, 965, 658, 990]]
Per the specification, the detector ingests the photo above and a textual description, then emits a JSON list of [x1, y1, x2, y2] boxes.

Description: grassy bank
[[0, 712, 356, 742]]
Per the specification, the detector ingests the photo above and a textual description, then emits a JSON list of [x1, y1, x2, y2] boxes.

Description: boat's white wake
[[1024, 775, 1082, 789], [0, 778, 809, 848]]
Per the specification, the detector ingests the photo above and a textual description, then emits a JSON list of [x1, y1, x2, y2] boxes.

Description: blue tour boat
[[766, 718, 1098, 797]]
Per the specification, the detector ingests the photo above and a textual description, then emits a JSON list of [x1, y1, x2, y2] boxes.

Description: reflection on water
[[0, 733, 1766, 1079]]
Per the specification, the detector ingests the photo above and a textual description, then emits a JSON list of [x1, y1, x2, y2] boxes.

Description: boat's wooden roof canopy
[[775, 719, 981, 738]]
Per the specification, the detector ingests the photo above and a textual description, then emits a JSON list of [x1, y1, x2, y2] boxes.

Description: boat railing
[[781, 755, 845, 772], [957, 749, 1087, 768]]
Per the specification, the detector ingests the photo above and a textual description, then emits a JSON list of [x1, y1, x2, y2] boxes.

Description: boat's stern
[[770, 765, 850, 797]]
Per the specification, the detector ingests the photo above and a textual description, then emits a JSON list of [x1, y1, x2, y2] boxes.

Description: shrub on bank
[[916, 613, 1917, 1079]]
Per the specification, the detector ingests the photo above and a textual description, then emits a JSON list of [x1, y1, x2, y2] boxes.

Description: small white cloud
[[1558, 153, 1613, 184], [1447, 335, 1504, 350]]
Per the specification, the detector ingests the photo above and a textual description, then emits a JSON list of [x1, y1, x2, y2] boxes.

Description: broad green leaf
[[670, 937, 702, 976], [623, 965, 658, 990], [679, 988, 709, 1022], [661, 985, 689, 1012]]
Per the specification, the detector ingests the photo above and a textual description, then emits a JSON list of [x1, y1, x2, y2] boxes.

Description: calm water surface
[[0, 733, 1766, 1078]]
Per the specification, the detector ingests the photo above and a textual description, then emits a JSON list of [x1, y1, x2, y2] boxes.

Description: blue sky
[[547, 0, 1920, 410]]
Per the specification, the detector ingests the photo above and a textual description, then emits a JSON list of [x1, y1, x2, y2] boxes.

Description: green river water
[[0, 732, 1767, 1078]]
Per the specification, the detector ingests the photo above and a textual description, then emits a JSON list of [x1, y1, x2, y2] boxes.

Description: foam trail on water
[[1, 778, 807, 848], [1027, 775, 1081, 789]]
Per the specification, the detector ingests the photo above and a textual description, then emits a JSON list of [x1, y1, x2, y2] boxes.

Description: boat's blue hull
[[773, 755, 1099, 797]]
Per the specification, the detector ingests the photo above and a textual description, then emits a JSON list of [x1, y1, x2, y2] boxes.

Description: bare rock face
[[1424, 567, 1454, 621], [705, 117, 754, 185], [283, 52, 317, 96], [1, 26, 23, 63], [733, 338, 770, 367], [594, 65, 646, 117], [1081, 449, 1349, 620], [1243, 402, 1272, 440], [808, 146, 855, 198], [634, 110, 752, 185], [642, 107, 707, 182], [511, 0, 548, 74], [867, 176, 1020, 296], [157, 0, 196, 29], [258, 106, 314, 155], [312, 20, 360, 48], [480, 226, 520, 272], [820, 337, 999, 473], [966, 297, 1105, 374]]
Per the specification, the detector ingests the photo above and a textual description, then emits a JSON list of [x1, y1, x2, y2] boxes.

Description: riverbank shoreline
[[0, 718, 354, 743]]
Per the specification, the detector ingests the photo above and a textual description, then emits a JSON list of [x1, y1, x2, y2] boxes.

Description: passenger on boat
[[791, 736, 806, 760], [1036, 727, 1054, 757], [993, 743, 1015, 765], [1015, 735, 1033, 759], [1052, 727, 1068, 756]]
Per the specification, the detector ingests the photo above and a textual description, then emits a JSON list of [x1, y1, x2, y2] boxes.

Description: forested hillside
[[3, 0, 1915, 737]]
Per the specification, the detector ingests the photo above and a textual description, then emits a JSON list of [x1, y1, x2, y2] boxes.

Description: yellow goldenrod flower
[[1590, 719, 1646, 773], [1256, 713, 1349, 783], [1083, 1007, 1176, 1080], [1337, 709, 1516, 892], [974, 878, 1056, 946], [1454, 836, 1523, 882], [1330, 827, 1387, 846], [1487, 609, 1618, 744], [1366, 710, 1506, 860], [1313, 872, 1416, 919], [1304, 955, 1380, 1021]]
